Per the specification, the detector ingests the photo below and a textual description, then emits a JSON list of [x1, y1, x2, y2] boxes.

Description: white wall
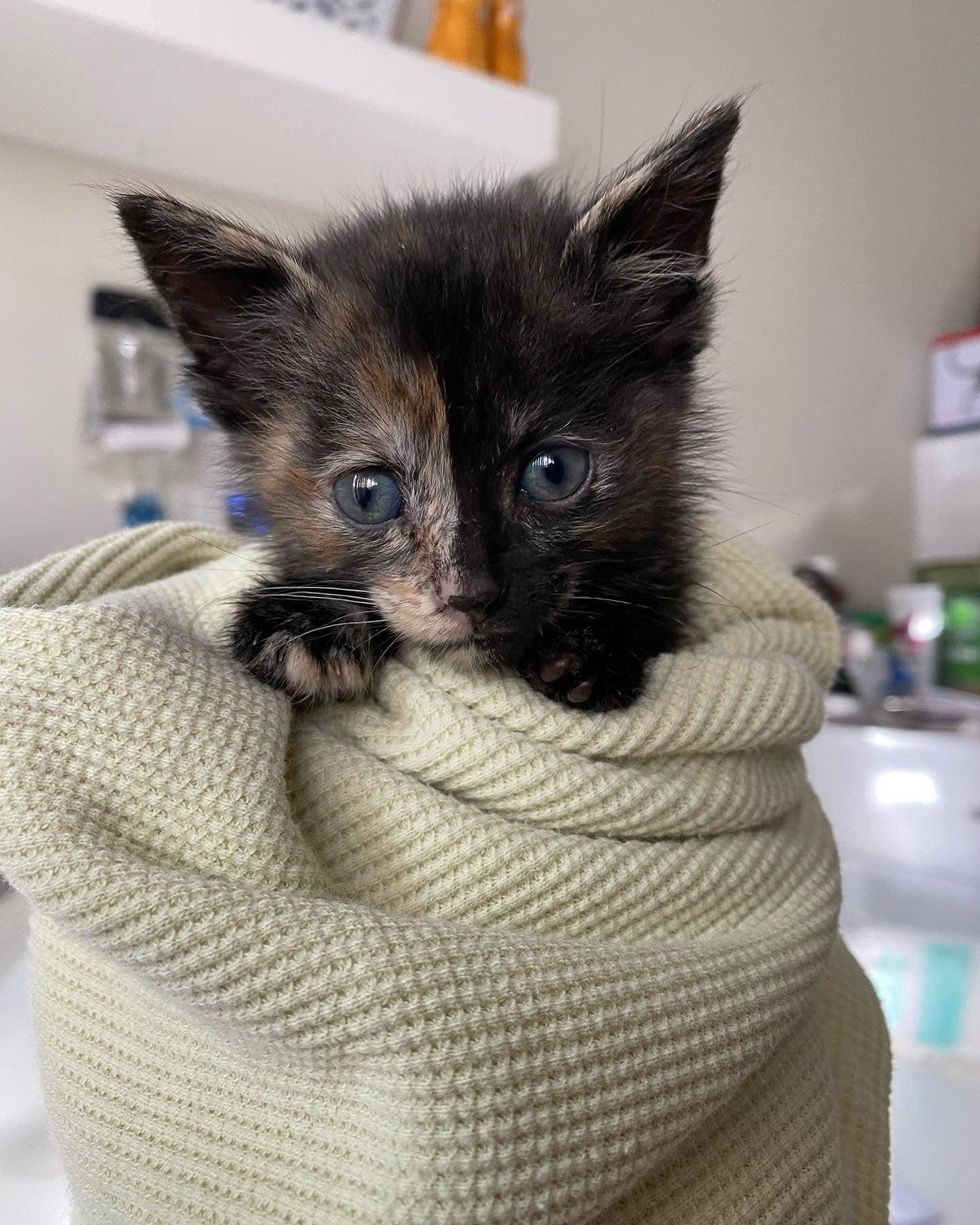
[[0, 137, 314, 571], [409, 0, 980, 603], [5, 1, 980, 600], [534, 0, 980, 603]]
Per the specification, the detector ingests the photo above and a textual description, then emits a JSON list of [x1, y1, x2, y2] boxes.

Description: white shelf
[[0, 0, 559, 212]]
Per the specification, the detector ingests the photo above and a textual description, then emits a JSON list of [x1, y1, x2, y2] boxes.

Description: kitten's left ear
[[566, 100, 740, 352]]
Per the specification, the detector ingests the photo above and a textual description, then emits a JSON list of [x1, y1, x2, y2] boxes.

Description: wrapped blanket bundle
[[0, 524, 889, 1223]]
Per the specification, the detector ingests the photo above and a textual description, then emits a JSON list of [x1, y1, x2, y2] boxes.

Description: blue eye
[[333, 469, 402, 524], [519, 446, 590, 503]]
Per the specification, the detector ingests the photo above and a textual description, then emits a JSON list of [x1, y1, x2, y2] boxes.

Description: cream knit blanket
[[0, 523, 889, 1225]]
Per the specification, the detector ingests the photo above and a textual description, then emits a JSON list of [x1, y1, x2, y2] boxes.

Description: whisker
[[716, 486, 801, 515], [690, 581, 766, 642], [566, 592, 700, 613], [554, 602, 706, 649], [371, 633, 402, 674], [187, 593, 240, 632], [565, 593, 640, 608], [257, 596, 376, 607], [257, 582, 370, 593], [704, 520, 776, 550], [258, 584, 370, 594], [186, 534, 263, 567], [294, 619, 388, 642], [254, 589, 376, 605]]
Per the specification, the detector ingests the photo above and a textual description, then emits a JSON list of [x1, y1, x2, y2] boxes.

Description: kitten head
[[117, 101, 738, 667]]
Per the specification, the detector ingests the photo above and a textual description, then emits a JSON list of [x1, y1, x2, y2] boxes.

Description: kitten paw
[[521, 630, 645, 712], [231, 587, 383, 704], [250, 631, 371, 703]]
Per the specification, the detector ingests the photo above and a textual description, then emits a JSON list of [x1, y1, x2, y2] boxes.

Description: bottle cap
[[92, 288, 170, 330]]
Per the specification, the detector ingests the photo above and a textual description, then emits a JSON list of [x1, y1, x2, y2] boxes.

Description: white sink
[[0, 888, 71, 1225], [805, 722, 980, 940], [804, 721, 980, 1225], [804, 722, 980, 901]]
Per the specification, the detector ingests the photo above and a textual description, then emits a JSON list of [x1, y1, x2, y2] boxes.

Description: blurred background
[[0, 3, 978, 1224]]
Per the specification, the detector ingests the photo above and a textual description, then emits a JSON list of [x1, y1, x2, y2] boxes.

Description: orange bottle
[[487, 0, 525, 84], [426, 0, 488, 73]]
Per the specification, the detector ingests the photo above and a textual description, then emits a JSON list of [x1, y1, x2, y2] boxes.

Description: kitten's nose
[[438, 575, 500, 623]]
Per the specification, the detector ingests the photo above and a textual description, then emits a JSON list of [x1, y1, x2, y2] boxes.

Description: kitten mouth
[[372, 585, 475, 647], [440, 607, 477, 635], [399, 611, 474, 647]]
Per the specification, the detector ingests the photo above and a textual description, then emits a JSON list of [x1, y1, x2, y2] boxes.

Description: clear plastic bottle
[[167, 385, 232, 527], [83, 288, 190, 526]]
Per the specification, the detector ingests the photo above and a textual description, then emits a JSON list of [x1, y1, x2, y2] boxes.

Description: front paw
[[231, 587, 382, 704], [520, 626, 646, 711], [244, 629, 370, 703]]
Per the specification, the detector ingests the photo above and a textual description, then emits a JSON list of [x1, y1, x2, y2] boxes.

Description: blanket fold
[[0, 523, 889, 1224]]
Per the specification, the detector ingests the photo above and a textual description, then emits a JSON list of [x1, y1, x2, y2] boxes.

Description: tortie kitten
[[118, 101, 739, 711]]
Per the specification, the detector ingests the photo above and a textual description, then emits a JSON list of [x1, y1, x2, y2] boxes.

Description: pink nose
[[437, 576, 499, 623]]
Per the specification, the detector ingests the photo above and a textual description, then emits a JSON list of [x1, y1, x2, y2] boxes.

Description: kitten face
[[118, 101, 739, 706], [234, 212, 695, 666]]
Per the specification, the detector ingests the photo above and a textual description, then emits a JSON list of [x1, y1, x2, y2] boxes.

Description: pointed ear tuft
[[570, 99, 740, 273], [565, 100, 740, 362], [116, 194, 310, 386]]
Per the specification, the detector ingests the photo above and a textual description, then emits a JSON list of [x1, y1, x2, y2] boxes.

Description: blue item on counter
[[885, 646, 915, 697], [917, 941, 972, 1051], [122, 492, 165, 528], [225, 491, 269, 535]]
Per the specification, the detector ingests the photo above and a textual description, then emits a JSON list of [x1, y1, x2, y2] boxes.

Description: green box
[[915, 561, 980, 693]]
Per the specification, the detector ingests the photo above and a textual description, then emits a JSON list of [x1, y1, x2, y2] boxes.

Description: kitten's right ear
[[116, 194, 311, 416]]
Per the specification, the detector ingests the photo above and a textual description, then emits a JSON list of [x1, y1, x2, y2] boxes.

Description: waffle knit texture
[[0, 523, 889, 1225]]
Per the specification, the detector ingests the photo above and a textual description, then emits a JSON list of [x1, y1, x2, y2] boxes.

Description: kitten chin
[[434, 641, 492, 674], [117, 100, 740, 711]]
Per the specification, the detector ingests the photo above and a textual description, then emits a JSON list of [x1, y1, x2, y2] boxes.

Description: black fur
[[117, 101, 739, 710]]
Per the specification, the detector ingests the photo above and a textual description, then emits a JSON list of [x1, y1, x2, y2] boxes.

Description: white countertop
[[0, 888, 71, 1225]]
